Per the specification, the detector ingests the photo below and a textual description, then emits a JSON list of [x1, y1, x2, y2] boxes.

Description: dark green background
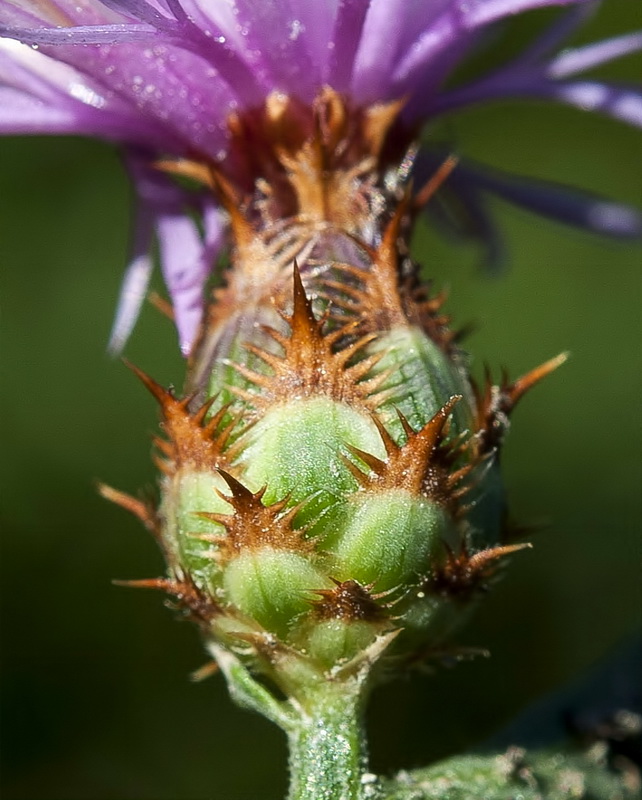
[[1, 3, 640, 798]]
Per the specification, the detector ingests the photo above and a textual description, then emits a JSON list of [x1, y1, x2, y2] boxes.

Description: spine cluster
[[105, 89, 563, 697]]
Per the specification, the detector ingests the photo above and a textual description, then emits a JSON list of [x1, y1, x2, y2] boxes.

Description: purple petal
[[286, 1, 337, 77], [391, 0, 586, 98], [415, 149, 641, 271], [327, 0, 370, 90], [553, 80, 642, 126], [351, 0, 438, 101], [108, 216, 155, 354], [452, 159, 642, 238], [0, 39, 171, 143], [430, 179, 507, 272], [426, 15, 642, 129], [0, 30, 239, 157], [0, 0, 265, 104], [461, 0, 587, 27], [548, 32, 642, 78], [109, 155, 226, 355], [156, 210, 206, 355], [210, 1, 319, 99], [108, 154, 167, 354], [157, 198, 225, 355], [511, 3, 597, 67], [0, 22, 159, 45], [96, 0, 175, 27]]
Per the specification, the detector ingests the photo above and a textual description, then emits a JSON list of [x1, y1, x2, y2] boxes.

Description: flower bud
[[108, 96, 564, 695]]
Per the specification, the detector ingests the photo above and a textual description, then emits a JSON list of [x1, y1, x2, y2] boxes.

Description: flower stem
[[286, 681, 381, 800]]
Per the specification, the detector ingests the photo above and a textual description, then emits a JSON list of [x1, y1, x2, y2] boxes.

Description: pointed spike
[[345, 350, 385, 382], [379, 190, 410, 256], [175, 392, 196, 412], [467, 543, 532, 572], [321, 279, 366, 303], [195, 510, 232, 527], [202, 402, 233, 438], [152, 454, 172, 475], [191, 396, 217, 426], [188, 531, 227, 544], [416, 395, 461, 450], [345, 443, 387, 476], [331, 261, 370, 282], [358, 365, 396, 394], [255, 485, 270, 503], [482, 363, 494, 406], [263, 325, 290, 350], [421, 286, 449, 312], [452, 321, 476, 344], [279, 500, 306, 528], [365, 386, 401, 410], [226, 384, 260, 406], [219, 411, 250, 452], [324, 318, 362, 344], [327, 312, 356, 328], [148, 290, 175, 321], [450, 484, 474, 501], [439, 394, 462, 420], [112, 577, 175, 591], [413, 155, 459, 210], [370, 414, 398, 458], [216, 469, 256, 502], [336, 333, 379, 366], [190, 660, 220, 682], [432, 313, 452, 328], [243, 342, 282, 370], [454, 502, 475, 520], [227, 360, 272, 388], [123, 359, 172, 408], [441, 416, 453, 440], [155, 158, 214, 189], [506, 352, 569, 408], [290, 260, 320, 339], [321, 295, 358, 314], [339, 452, 370, 485], [448, 430, 472, 457], [363, 97, 406, 157], [153, 437, 174, 457], [447, 463, 475, 488], [395, 408, 416, 439], [97, 483, 158, 532]]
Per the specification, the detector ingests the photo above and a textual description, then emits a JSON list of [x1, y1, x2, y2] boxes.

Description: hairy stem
[[287, 681, 380, 800]]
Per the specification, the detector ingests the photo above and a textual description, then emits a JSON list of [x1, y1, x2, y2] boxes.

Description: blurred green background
[[1, 3, 640, 798]]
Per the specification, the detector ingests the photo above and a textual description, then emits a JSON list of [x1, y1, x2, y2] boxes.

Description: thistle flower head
[[5, 0, 640, 705], [1, 0, 640, 352]]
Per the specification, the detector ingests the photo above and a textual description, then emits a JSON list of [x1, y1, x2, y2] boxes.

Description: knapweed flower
[[1, 0, 640, 354], [4, 4, 640, 794]]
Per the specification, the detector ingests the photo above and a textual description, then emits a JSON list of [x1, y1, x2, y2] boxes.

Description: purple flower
[[1, 0, 640, 353]]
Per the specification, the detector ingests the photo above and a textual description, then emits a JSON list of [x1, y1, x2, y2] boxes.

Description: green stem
[[210, 643, 381, 798], [286, 681, 381, 800]]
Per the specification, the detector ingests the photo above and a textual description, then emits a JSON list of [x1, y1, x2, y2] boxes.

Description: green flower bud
[[305, 620, 379, 670], [223, 549, 330, 638], [325, 491, 448, 591], [236, 396, 385, 514], [366, 324, 474, 439], [111, 103, 565, 698]]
